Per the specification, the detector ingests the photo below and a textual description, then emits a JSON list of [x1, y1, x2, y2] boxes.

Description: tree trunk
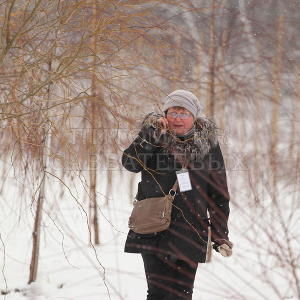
[[28, 49, 53, 284], [28, 123, 52, 284], [28, 168, 45, 284], [270, 15, 284, 204], [207, 0, 216, 117], [89, 0, 100, 245]]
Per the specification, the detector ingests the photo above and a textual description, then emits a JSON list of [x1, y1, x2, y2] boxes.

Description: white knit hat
[[162, 90, 203, 118]]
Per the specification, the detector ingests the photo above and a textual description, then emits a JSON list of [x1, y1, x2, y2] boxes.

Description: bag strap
[[168, 179, 178, 200], [172, 179, 178, 191]]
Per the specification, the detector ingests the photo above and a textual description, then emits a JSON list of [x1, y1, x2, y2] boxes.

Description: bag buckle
[[168, 189, 176, 197]]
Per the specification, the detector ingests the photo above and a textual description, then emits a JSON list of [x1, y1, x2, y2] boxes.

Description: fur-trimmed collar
[[141, 112, 219, 165]]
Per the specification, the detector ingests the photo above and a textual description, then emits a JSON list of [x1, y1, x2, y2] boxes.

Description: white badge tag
[[176, 169, 192, 192]]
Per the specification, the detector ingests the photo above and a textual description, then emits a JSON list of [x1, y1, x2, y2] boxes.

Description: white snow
[[0, 164, 299, 300]]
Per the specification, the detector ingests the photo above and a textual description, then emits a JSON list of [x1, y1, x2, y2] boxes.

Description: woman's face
[[166, 106, 195, 135]]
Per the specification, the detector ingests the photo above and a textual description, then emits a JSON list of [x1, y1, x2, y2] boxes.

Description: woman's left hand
[[212, 239, 233, 257]]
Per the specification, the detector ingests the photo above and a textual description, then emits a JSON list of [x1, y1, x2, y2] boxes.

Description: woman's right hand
[[140, 113, 169, 146], [156, 117, 169, 134]]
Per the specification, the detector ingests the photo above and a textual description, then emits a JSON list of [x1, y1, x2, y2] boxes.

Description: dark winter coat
[[122, 112, 231, 263]]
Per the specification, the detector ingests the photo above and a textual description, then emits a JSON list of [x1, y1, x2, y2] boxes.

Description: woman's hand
[[156, 117, 169, 134], [212, 239, 233, 257]]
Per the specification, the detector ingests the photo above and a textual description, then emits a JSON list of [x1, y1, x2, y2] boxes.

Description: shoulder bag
[[128, 180, 178, 234]]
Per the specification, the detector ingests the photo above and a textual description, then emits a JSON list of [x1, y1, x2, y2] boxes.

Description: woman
[[122, 90, 233, 300]]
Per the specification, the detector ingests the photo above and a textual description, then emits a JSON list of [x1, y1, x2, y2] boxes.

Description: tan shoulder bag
[[128, 180, 178, 234]]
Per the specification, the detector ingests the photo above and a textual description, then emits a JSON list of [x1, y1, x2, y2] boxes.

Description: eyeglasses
[[166, 112, 192, 120]]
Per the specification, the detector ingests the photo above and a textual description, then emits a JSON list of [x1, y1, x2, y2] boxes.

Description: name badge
[[176, 169, 192, 192]]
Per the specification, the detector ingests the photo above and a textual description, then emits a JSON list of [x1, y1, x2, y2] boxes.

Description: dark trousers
[[141, 253, 198, 300]]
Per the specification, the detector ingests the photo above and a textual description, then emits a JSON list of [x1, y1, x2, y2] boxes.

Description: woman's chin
[[172, 128, 187, 135]]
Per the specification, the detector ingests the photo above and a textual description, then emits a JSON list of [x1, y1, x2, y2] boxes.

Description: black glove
[[212, 238, 233, 257]]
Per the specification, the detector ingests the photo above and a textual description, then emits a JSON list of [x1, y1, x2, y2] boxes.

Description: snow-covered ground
[[0, 165, 299, 300]]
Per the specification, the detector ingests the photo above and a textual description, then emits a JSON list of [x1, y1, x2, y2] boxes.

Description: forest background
[[0, 0, 299, 299]]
